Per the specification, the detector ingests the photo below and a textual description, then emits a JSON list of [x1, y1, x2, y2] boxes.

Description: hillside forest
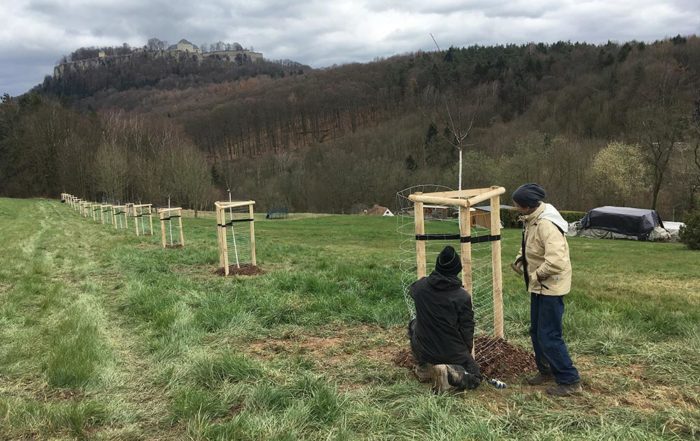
[[1, 36, 699, 218]]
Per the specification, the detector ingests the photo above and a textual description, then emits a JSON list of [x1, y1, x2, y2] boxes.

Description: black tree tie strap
[[218, 218, 254, 228], [463, 234, 502, 243], [415, 234, 501, 243], [415, 233, 461, 241]]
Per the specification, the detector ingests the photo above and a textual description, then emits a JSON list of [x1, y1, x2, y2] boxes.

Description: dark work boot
[[525, 372, 554, 385], [546, 382, 582, 397], [414, 363, 432, 383], [430, 364, 450, 393]]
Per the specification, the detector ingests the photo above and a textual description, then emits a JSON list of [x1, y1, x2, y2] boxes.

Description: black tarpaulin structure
[[580, 206, 664, 240]]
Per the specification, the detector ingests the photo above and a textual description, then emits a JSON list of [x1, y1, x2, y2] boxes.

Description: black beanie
[[435, 245, 462, 277], [512, 183, 546, 208]]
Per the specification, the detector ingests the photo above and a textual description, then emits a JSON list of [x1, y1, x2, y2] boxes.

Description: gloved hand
[[446, 364, 481, 391]]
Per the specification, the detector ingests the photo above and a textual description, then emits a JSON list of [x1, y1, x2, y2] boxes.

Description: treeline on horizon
[[1, 36, 699, 218]]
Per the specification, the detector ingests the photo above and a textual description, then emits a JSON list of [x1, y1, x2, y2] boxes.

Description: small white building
[[365, 204, 394, 217], [169, 39, 201, 54]]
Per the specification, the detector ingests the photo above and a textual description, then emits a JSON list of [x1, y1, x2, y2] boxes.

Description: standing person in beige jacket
[[511, 183, 582, 396]]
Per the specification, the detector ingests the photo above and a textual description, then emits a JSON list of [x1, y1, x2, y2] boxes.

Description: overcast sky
[[2, 0, 699, 96]]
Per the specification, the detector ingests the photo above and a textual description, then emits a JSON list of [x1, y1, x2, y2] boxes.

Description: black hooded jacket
[[410, 271, 478, 372]]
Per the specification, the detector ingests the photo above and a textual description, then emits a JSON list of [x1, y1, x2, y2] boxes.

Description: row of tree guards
[[62, 187, 506, 350], [61, 193, 184, 247], [63, 186, 504, 318], [60, 193, 257, 275]]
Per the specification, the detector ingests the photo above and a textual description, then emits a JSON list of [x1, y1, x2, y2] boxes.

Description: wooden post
[[221, 207, 230, 276], [134, 205, 140, 236], [490, 192, 504, 339], [148, 206, 153, 236], [215, 205, 224, 269], [249, 204, 256, 266], [414, 194, 426, 279], [215, 204, 231, 275], [459, 205, 473, 294], [160, 210, 167, 248], [124, 204, 132, 229], [178, 214, 185, 247]]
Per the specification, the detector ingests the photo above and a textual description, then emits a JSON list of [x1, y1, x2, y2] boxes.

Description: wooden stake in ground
[[414, 194, 426, 278]]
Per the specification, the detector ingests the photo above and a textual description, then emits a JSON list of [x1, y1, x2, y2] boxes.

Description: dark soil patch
[[393, 349, 416, 369], [214, 264, 265, 276], [474, 336, 536, 380], [393, 336, 536, 380], [165, 244, 183, 249]]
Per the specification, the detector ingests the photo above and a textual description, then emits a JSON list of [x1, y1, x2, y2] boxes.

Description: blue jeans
[[530, 294, 580, 385]]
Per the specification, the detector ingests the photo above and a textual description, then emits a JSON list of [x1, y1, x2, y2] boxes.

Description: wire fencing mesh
[[396, 185, 504, 369]]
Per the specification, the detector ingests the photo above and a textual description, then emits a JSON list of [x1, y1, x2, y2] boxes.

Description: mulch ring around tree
[[165, 244, 184, 249], [393, 335, 536, 381], [214, 264, 266, 276]]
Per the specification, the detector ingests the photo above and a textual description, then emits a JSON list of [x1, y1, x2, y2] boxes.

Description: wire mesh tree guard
[[112, 205, 129, 229], [130, 204, 154, 236], [215, 200, 257, 276], [396, 184, 507, 369], [159, 207, 185, 248]]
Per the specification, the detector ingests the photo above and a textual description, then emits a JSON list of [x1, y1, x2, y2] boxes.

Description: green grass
[[0, 197, 698, 440]]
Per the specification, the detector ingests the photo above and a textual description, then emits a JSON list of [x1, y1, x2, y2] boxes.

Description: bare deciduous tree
[[631, 59, 687, 210]]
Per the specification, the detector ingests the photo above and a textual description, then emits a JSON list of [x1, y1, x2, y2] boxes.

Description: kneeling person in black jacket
[[408, 245, 482, 392]]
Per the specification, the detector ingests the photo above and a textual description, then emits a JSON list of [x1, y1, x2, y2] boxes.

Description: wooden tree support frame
[[92, 204, 102, 221], [112, 205, 129, 229], [101, 204, 113, 224], [408, 186, 505, 339], [159, 207, 185, 248], [80, 201, 90, 217], [215, 200, 256, 276], [131, 204, 154, 236]]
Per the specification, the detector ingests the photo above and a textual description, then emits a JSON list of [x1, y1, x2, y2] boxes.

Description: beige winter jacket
[[513, 202, 572, 295]]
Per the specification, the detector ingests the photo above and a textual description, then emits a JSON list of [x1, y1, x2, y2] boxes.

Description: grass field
[[0, 198, 698, 440]]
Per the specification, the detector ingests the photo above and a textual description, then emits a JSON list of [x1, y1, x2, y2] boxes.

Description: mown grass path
[[1, 198, 698, 440]]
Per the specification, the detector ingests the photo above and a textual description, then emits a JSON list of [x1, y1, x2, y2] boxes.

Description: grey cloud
[[0, 48, 57, 96], [364, 0, 556, 17], [2, 0, 699, 95]]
